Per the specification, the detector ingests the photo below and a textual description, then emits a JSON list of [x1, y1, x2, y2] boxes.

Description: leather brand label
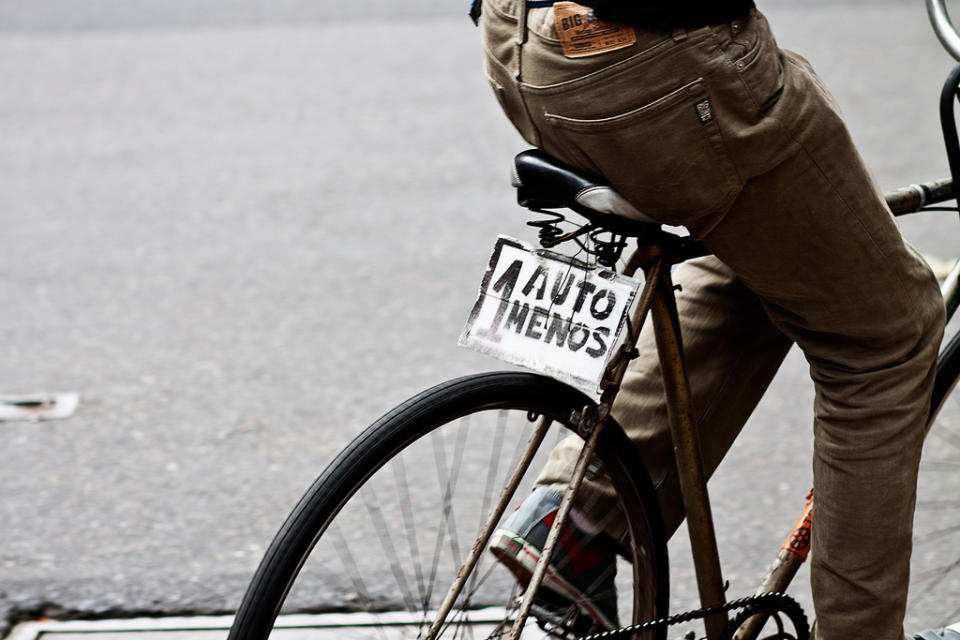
[[552, 2, 637, 59]]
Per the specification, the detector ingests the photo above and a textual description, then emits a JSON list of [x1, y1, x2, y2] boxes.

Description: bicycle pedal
[[529, 599, 600, 639]]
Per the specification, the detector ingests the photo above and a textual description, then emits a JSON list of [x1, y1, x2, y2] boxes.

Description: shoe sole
[[489, 529, 616, 630]]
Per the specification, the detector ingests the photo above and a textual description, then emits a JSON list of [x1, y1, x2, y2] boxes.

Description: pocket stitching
[[734, 22, 768, 74], [733, 21, 783, 114], [544, 77, 706, 132]]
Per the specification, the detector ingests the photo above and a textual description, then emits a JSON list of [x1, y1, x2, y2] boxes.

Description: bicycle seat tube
[[617, 241, 730, 640]]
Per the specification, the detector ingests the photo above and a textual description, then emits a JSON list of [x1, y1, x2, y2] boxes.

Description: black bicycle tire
[[902, 325, 960, 629], [931, 329, 960, 420], [227, 371, 670, 640]]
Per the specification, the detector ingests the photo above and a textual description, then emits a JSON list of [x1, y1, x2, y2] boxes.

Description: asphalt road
[[2, 0, 960, 636]]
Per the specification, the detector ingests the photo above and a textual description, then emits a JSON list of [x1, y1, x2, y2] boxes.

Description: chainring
[[565, 592, 808, 640], [718, 593, 810, 640]]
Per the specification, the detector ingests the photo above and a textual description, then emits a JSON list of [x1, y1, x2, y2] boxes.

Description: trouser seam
[[773, 107, 943, 367], [514, 5, 544, 147], [766, 81, 909, 303], [703, 27, 751, 189]]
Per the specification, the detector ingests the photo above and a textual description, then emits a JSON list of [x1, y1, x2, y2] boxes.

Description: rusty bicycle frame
[[425, 52, 960, 640], [427, 190, 958, 640], [421, 221, 734, 640]]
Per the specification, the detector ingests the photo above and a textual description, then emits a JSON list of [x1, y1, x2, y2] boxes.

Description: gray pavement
[[1, 0, 960, 637]]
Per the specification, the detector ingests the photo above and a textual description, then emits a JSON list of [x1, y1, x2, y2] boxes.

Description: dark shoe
[[489, 486, 619, 630]]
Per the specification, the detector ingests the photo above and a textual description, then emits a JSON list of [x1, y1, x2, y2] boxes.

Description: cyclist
[[474, 0, 952, 638]]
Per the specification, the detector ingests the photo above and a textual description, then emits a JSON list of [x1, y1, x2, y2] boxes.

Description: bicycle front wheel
[[909, 330, 960, 629], [228, 371, 669, 640]]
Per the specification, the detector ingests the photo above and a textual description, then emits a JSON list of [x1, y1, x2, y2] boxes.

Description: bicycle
[[228, 2, 960, 638]]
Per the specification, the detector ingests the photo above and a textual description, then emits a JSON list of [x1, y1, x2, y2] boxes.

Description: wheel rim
[[268, 391, 665, 639]]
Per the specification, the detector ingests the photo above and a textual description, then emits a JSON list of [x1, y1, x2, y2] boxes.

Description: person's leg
[[695, 46, 944, 639], [481, 3, 945, 637], [536, 256, 794, 542]]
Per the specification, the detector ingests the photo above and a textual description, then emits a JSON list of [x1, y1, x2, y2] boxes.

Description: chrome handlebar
[[929, 0, 960, 61]]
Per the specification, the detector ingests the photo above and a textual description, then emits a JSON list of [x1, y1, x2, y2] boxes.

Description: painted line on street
[[7, 608, 521, 639]]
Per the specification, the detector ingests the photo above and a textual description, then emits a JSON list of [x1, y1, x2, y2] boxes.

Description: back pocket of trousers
[[544, 78, 741, 224]]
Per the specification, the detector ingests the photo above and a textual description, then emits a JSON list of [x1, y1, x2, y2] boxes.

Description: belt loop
[[516, 0, 529, 45], [672, 27, 687, 42], [514, 0, 529, 81]]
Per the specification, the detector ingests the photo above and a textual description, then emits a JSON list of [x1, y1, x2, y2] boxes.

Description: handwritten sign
[[459, 236, 640, 394]]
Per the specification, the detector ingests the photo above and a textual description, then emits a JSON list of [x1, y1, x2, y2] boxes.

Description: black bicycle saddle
[[511, 149, 657, 224]]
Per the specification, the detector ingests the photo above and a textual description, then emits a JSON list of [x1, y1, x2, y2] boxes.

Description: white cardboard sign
[[459, 236, 641, 394]]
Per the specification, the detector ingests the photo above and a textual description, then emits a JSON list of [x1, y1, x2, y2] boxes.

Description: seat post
[[599, 242, 728, 638]]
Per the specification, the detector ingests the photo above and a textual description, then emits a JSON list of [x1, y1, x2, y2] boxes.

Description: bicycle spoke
[[929, 422, 960, 451], [443, 580, 523, 640], [915, 499, 960, 509], [419, 419, 471, 632], [468, 411, 510, 599], [911, 554, 960, 609], [435, 572, 495, 640], [392, 454, 428, 608], [914, 522, 960, 544], [433, 421, 470, 574], [425, 495, 451, 619], [910, 555, 960, 630], [454, 608, 476, 640], [488, 589, 521, 640], [478, 411, 510, 537], [363, 490, 419, 611], [330, 523, 393, 640], [919, 460, 960, 471], [461, 562, 500, 606]]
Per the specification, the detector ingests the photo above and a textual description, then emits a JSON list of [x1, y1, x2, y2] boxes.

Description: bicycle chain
[[575, 592, 808, 640]]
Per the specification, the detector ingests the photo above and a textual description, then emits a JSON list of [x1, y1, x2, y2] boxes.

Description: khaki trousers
[[480, 2, 946, 638]]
